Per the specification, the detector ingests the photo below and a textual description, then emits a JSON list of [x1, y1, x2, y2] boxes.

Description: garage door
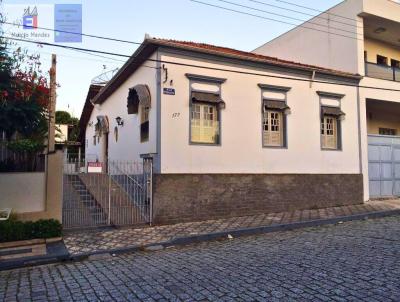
[[368, 135, 400, 198]]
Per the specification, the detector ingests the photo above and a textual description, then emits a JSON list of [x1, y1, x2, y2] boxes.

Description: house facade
[[81, 38, 363, 224], [253, 0, 400, 200]]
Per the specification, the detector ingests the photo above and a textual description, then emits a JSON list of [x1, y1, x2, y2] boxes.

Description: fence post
[[148, 158, 153, 226], [107, 160, 111, 226]]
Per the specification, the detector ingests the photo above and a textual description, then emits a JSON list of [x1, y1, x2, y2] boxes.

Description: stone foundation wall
[[152, 174, 364, 225]]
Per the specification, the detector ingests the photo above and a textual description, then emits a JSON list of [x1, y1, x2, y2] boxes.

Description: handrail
[[365, 61, 400, 82], [109, 161, 144, 189]]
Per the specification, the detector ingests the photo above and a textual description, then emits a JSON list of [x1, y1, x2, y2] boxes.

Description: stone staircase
[[64, 175, 108, 227]]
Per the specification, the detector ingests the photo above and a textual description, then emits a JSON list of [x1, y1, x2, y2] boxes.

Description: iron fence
[[62, 158, 152, 230]]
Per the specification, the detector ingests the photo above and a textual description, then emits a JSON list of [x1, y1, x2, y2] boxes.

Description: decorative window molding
[[127, 84, 151, 115], [318, 92, 344, 150], [258, 84, 291, 92], [185, 73, 227, 84], [263, 110, 283, 147], [316, 91, 345, 99], [189, 77, 223, 145], [260, 85, 291, 148]]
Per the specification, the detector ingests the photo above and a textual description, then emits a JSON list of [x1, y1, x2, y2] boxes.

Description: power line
[[0, 21, 142, 45], [190, 0, 363, 41], [247, 0, 362, 29], [215, 0, 362, 37], [272, 0, 363, 24], [1, 3, 361, 45], [5, 35, 400, 94]]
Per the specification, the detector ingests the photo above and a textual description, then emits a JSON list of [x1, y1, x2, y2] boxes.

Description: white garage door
[[368, 135, 400, 198]]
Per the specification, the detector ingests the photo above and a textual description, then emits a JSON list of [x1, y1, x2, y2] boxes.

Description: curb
[[69, 208, 400, 262], [0, 241, 69, 271]]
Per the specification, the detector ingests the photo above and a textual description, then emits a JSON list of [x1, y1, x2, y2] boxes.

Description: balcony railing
[[365, 62, 400, 82]]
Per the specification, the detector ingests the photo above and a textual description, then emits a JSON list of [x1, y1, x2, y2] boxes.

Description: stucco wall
[[253, 0, 364, 74], [0, 172, 45, 213], [366, 101, 400, 135], [85, 53, 158, 164], [359, 77, 400, 201], [159, 53, 361, 174], [364, 38, 400, 64]]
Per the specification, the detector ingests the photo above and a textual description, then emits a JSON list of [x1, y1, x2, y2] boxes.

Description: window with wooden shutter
[[191, 103, 219, 144], [140, 106, 150, 142], [263, 110, 283, 147], [321, 116, 337, 149]]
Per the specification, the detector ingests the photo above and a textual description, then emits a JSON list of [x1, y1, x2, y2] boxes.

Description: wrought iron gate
[[368, 135, 400, 198], [62, 159, 153, 229]]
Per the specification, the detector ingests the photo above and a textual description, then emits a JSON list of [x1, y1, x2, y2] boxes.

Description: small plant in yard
[[0, 216, 62, 243]]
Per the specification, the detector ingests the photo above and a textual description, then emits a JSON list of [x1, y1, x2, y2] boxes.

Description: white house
[[81, 37, 363, 224], [253, 0, 400, 200]]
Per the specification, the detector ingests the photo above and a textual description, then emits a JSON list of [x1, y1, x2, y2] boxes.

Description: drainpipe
[[310, 70, 316, 88]]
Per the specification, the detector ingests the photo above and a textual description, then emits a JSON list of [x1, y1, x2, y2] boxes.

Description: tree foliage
[[0, 36, 50, 144], [0, 16, 50, 171]]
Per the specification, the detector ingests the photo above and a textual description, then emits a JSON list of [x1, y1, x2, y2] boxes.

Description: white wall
[[253, 0, 364, 75], [0, 172, 46, 213], [55, 124, 68, 143], [159, 53, 361, 174], [85, 53, 158, 163], [359, 77, 400, 201]]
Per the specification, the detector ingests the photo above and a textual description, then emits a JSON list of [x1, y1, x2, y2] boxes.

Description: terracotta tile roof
[[150, 38, 360, 78], [91, 37, 361, 106]]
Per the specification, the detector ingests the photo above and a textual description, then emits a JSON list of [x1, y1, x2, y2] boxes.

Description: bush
[[0, 217, 62, 243]]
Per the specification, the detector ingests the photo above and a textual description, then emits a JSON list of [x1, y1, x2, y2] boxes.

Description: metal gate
[[62, 158, 153, 230], [368, 135, 400, 198]]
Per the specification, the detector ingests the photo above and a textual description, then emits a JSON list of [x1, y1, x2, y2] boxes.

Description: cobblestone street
[[1, 216, 400, 302]]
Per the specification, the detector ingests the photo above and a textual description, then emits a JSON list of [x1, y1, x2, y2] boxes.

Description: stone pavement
[[2, 215, 400, 301], [64, 199, 400, 256]]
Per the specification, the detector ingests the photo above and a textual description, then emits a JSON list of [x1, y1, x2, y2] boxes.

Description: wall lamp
[[115, 116, 124, 126]]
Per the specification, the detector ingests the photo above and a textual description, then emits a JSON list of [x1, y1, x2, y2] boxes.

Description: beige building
[[254, 0, 400, 199]]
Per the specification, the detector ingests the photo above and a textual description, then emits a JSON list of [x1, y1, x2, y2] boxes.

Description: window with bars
[[379, 128, 397, 136], [140, 106, 150, 142], [263, 110, 283, 147], [190, 102, 219, 144], [321, 116, 338, 149]]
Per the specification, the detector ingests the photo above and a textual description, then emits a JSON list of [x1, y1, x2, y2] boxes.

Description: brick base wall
[[152, 174, 364, 225]]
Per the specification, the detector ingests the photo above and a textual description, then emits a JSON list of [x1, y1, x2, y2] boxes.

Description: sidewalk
[[64, 199, 400, 257]]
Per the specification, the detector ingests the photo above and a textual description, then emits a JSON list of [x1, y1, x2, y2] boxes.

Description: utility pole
[[48, 54, 57, 153]]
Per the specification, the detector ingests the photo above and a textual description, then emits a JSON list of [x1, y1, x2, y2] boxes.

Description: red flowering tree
[[0, 34, 50, 171]]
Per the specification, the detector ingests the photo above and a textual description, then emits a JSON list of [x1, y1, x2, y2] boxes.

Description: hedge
[[0, 218, 62, 243]]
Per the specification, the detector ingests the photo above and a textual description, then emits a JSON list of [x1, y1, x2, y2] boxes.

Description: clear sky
[[2, 0, 343, 118]]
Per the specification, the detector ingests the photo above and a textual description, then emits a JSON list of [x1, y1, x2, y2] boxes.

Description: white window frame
[[321, 115, 338, 150], [190, 101, 220, 144], [263, 109, 284, 147], [259, 84, 291, 148], [318, 91, 344, 151]]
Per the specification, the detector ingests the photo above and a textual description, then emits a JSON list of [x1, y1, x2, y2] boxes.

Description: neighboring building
[[253, 0, 400, 200], [78, 84, 104, 161], [80, 37, 363, 224], [56, 124, 69, 144]]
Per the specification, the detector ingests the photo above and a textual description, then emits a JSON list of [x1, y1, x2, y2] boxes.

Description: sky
[[1, 0, 343, 118]]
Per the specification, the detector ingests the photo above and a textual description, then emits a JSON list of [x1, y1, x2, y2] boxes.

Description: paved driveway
[[1, 216, 400, 301]]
